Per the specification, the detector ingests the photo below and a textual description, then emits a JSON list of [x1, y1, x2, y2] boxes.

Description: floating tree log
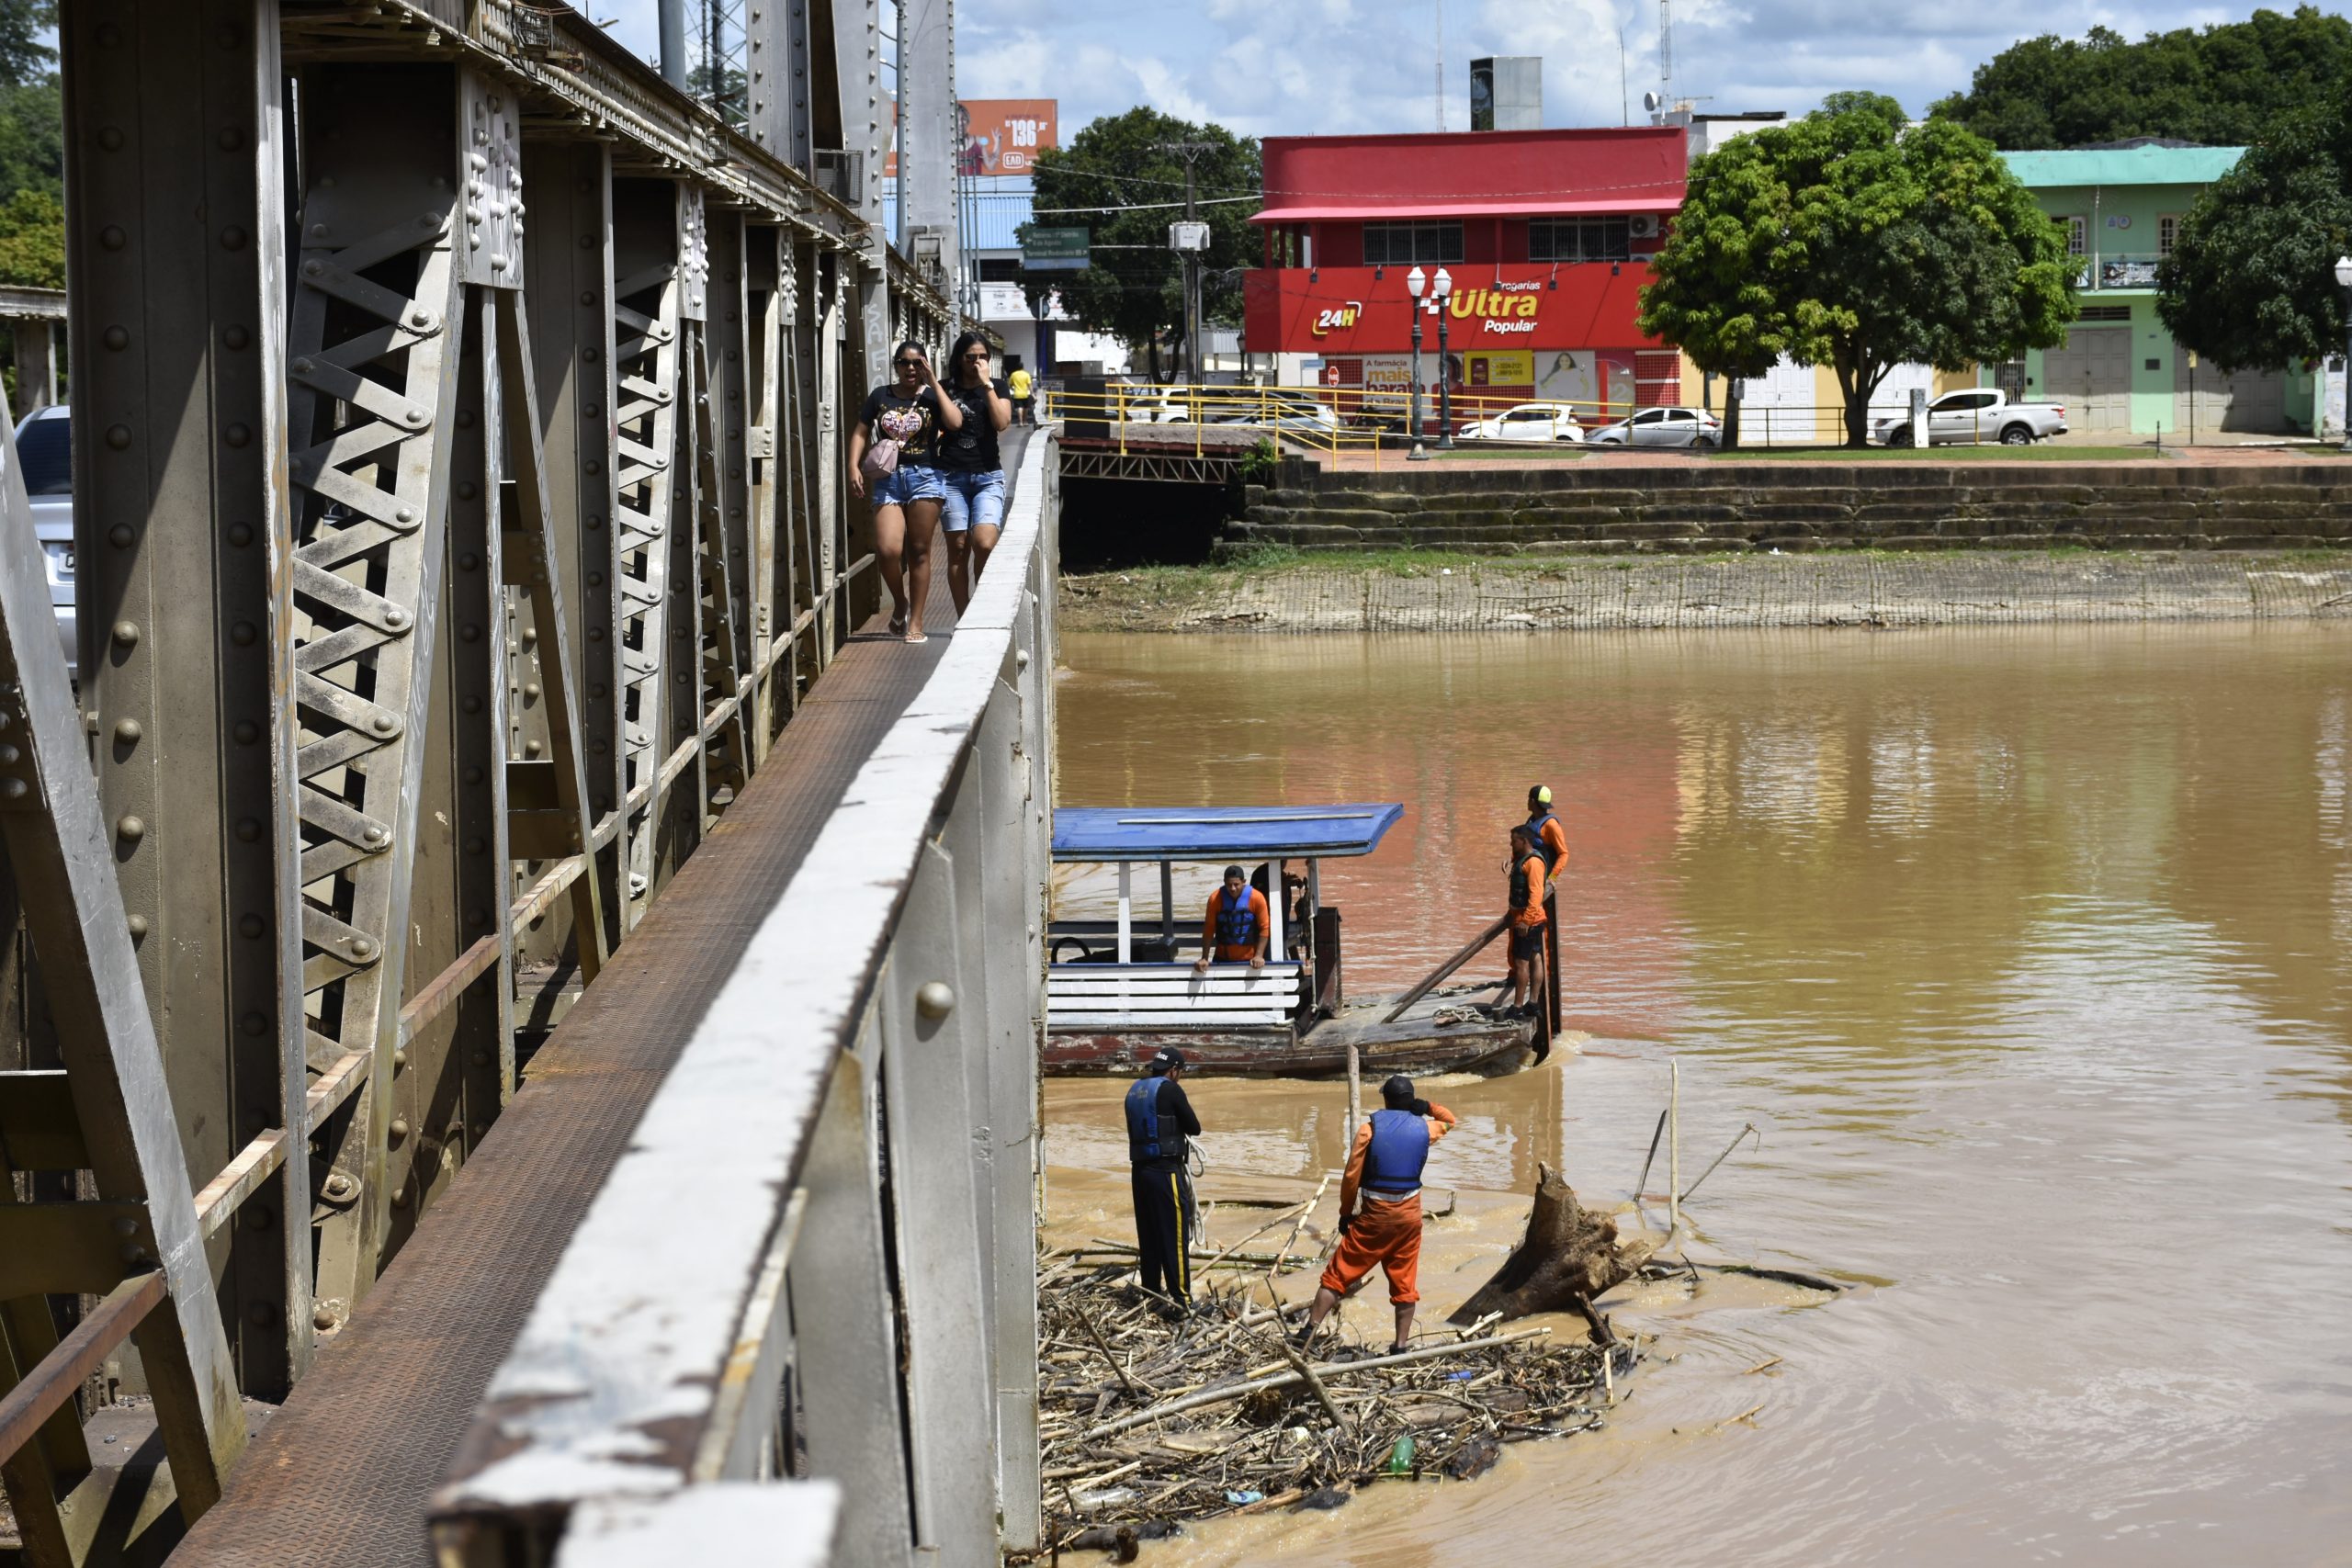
[[1447, 1164, 1653, 1340]]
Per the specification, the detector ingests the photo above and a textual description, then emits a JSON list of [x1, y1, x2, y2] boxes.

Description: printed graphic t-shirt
[[859, 384, 942, 465]]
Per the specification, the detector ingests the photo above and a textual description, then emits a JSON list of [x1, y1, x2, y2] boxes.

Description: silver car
[[14, 405, 74, 675], [1586, 406, 1722, 448]]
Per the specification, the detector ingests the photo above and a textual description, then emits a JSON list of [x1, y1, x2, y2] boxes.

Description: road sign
[[1023, 225, 1090, 272]]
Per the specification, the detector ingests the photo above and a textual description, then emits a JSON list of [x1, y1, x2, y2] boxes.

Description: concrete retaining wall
[[1235, 459, 2352, 554]]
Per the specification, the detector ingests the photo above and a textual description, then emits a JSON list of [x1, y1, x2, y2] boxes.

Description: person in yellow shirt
[[1297, 1076, 1456, 1353], [1009, 364, 1035, 425]]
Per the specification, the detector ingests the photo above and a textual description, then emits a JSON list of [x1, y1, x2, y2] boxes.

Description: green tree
[[1932, 7, 2352, 150], [2154, 93, 2352, 372], [0, 0, 52, 89], [1022, 107, 1260, 380], [1639, 95, 2075, 446], [0, 186, 62, 288]]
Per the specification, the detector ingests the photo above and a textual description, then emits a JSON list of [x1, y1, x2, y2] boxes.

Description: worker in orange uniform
[[1505, 822, 1548, 1021], [1524, 784, 1569, 885], [1193, 863, 1270, 974], [1297, 1075, 1456, 1353]]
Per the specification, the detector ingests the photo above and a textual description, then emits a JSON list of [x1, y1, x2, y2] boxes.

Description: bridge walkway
[[164, 432, 1035, 1567]]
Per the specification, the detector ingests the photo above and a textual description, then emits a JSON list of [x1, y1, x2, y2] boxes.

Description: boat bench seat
[[1047, 962, 1303, 1028]]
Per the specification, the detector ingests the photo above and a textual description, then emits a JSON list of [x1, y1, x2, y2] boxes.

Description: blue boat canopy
[[1052, 804, 1405, 863]]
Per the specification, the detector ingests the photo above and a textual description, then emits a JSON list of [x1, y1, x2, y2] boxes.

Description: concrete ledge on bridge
[[1233, 457, 2352, 555]]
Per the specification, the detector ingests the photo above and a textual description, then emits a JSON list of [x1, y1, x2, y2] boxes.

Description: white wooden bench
[[1046, 963, 1303, 1030]]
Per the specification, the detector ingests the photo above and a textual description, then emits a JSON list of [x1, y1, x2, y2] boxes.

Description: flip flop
[[902, 630, 928, 644], [888, 612, 907, 636]]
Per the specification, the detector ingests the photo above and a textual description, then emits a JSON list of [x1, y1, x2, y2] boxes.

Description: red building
[[1245, 126, 1689, 415]]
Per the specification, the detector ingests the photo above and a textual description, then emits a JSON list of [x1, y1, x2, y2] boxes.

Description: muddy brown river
[[1045, 622, 2352, 1566]]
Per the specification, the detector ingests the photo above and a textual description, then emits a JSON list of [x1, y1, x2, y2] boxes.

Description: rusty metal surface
[[165, 540, 979, 1564]]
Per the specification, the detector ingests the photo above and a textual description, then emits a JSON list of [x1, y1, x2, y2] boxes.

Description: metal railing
[[428, 437, 1057, 1565]]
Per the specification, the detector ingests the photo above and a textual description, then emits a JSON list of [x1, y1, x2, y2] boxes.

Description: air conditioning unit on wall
[[1628, 215, 1660, 239]]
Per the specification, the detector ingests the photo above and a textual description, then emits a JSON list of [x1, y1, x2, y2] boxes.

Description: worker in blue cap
[[1125, 1047, 1202, 1308]]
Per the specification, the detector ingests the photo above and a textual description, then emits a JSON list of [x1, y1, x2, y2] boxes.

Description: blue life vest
[[1215, 886, 1260, 951], [1361, 1108, 1431, 1196], [1125, 1076, 1185, 1165], [1525, 810, 1564, 875]]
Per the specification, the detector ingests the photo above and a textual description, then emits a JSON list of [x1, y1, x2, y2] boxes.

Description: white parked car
[[1209, 396, 1338, 434], [1586, 406, 1722, 447], [15, 405, 74, 676], [1871, 389, 2068, 446], [1455, 402, 1586, 443]]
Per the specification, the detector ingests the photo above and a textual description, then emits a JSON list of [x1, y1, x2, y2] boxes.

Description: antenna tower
[[1659, 0, 1673, 101], [1435, 0, 1447, 131]]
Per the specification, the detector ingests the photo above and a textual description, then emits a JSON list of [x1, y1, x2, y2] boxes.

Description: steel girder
[[3, 2, 922, 1553]]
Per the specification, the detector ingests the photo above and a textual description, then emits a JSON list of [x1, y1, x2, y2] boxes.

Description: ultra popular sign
[[1307, 281, 1553, 339]]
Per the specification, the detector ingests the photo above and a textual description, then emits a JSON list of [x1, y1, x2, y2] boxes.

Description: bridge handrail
[[429, 439, 1056, 1562]]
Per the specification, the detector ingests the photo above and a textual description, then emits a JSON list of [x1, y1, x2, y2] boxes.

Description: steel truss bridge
[[0, 3, 1050, 1564]]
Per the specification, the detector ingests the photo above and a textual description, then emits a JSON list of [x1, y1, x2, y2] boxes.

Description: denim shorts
[[938, 468, 1006, 534], [870, 463, 946, 508]]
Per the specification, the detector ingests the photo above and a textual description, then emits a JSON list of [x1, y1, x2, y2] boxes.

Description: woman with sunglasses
[[848, 340, 964, 643], [934, 332, 1012, 614]]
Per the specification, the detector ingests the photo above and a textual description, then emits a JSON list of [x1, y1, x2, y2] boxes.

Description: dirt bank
[[1059, 548, 2352, 634]]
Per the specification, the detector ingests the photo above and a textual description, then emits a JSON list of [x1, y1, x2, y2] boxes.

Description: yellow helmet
[[1532, 784, 1553, 806]]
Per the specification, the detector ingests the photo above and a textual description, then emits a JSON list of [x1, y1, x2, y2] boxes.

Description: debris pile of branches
[[1018, 1264, 1636, 1558]]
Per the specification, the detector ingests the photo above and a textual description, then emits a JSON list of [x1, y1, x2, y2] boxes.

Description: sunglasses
[[894, 358, 921, 369]]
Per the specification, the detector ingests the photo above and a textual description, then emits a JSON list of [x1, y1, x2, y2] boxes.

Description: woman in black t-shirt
[[848, 340, 964, 643], [935, 332, 1012, 614]]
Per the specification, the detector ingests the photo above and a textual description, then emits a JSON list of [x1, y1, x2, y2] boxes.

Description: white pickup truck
[[1871, 389, 2068, 447]]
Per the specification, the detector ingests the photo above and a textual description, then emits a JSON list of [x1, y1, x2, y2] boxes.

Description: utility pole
[[1158, 140, 1215, 390]]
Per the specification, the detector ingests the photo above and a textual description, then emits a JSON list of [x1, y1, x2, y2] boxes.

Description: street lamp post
[[1406, 265, 1429, 461], [2335, 255, 2352, 451], [1432, 266, 1455, 449]]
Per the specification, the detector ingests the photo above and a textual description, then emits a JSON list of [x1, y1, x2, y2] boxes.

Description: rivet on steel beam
[[463, 836, 486, 855], [235, 818, 261, 842], [230, 621, 257, 647], [111, 716, 141, 744], [117, 813, 144, 840], [107, 523, 133, 547], [0, 778, 26, 802], [97, 125, 123, 151], [468, 232, 483, 251], [313, 1305, 338, 1330], [464, 766, 484, 785], [105, 424, 130, 450], [225, 325, 250, 350], [584, 402, 602, 418], [582, 347, 599, 363], [393, 1047, 408, 1070], [111, 620, 138, 645], [120, 1246, 148, 1267], [303, 260, 323, 276], [292, 356, 314, 375], [0, 742, 17, 763], [591, 738, 608, 754], [371, 714, 398, 736], [524, 739, 542, 758], [411, 310, 434, 328], [126, 914, 147, 938], [239, 914, 264, 938], [457, 481, 478, 501], [588, 683, 608, 700], [100, 225, 124, 250], [390, 1186, 411, 1210], [228, 523, 254, 547], [587, 514, 604, 530], [469, 908, 490, 927], [362, 826, 388, 847], [245, 1204, 274, 1232], [103, 325, 127, 350], [460, 624, 481, 642], [460, 695, 481, 716], [239, 1011, 266, 1036], [220, 227, 246, 251], [397, 506, 418, 525], [349, 936, 375, 960], [916, 980, 956, 1020], [1016, 649, 1032, 670], [224, 423, 250, 447], [489, 254, 509, 272], [232, 720, 259, 744], [308, 224, 328, 241], [579, 234, 594, 250], [385, 607, 409, 629]]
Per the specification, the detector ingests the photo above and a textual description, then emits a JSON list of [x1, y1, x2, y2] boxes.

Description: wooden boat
[[1044, 804, 1557, 1077]]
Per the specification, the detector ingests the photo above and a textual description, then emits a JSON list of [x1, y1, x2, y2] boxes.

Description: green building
[[1988, 142, 2314, 436]]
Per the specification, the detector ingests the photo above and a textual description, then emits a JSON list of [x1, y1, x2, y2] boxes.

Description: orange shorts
[[1319, 1191, 1423, 1305]]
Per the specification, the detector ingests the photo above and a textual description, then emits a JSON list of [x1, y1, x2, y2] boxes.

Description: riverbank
[[1058, 547, 2352, 633]]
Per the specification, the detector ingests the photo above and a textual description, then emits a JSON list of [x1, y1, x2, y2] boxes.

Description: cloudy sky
[[599, 2, 2298, 137]]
